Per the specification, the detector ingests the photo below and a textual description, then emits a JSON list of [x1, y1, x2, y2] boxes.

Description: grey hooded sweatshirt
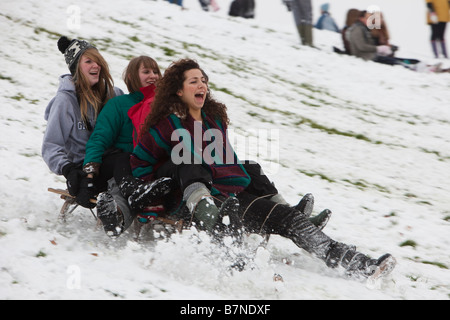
[[42, 74, 123, 175]]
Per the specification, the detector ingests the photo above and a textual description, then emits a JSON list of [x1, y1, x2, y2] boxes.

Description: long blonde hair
[[72, 48, 115, 126]]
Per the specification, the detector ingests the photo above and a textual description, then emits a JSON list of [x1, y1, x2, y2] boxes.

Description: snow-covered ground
[[1, 0, 449, 300]]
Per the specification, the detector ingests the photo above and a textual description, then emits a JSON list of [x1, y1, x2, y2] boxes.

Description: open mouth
[[89, 69, 100, 76], [195, 92, 205, 103]]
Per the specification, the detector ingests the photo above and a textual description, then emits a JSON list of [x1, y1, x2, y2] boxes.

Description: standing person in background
[[426, 0, 450, 58], [283, 0, 313, 46], [314, 3, 340, 33], [42, 36, 123, 217]]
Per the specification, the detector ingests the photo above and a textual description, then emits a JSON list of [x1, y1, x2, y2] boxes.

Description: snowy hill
[[1, 0, 450, 300]]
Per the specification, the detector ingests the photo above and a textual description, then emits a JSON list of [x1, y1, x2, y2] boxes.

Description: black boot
[[121, 176, 174, 211], [309, 209, 332, 231], [213, 197, 249, 272], [214, 197, 244, 242], [294, 193, 331, 230], [325, 242, 396, 278], [96, 191, 124, 237], [281, 210, 395, 279], [118, 175, 142, 198], [294, 193, 314, 216]]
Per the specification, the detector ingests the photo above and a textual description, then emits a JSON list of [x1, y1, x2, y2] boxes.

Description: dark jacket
[[346, 20, 377, 60]]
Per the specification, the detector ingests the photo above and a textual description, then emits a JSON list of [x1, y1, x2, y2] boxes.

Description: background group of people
[[282, 0, 449, 73], [284, 0, 450, 61], [165, 0, 255, 18], [166, 0, 449, 62]]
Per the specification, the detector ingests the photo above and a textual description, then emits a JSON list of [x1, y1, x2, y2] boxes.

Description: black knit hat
[[57, 36, 96, 75]]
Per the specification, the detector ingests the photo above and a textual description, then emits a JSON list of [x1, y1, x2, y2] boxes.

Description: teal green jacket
[[83, 90, 144, 165]]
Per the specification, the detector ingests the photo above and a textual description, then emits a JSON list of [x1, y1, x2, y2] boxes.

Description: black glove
[[62, 163, 85, 196], [75, 176, 97, 209]]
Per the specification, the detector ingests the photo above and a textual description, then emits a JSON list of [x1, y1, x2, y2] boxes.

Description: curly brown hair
[[141, 59, 229, 135]]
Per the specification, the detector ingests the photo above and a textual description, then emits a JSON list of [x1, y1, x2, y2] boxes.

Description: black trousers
[[95, 150, 132, 193], [154, 159, 332, 259], [236, 191, 332, 260], [431, 22, 447, 41]]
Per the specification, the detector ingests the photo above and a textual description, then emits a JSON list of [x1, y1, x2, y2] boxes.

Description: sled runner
[[47, 187, 97, 222], [47, 187, 184, 234]]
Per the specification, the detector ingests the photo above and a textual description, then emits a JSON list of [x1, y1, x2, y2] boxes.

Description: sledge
[[47, 187, 97, 222], [47, 187, 184, 234]]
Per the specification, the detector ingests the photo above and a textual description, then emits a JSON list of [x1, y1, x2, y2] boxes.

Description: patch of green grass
[[129, 36, 140, 42], [407, 274, 419, 282], [160, 46, 178, 57], [416, 200, 433, 206], [385, 211, 397, 217], [8, 93, 39, 104], [0, 74, 15, 83], [342, 179, 390, 193], [33, 27, 61, 38], [421, 261, 448, 269], [109, 17, 139, 29], [297, 118, 381, 144], [400, 240, 417, 248], [297, 169, 335, 184], [404, 192, 417, 198], [36, 250, 47, 258], [419, 148, 450, 162]]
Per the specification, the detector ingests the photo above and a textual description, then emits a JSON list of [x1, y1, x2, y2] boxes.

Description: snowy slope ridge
[[1, 0, 450, 300]]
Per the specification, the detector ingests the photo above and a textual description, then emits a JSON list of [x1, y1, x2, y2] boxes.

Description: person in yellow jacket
[[426, 0, 450, 58]]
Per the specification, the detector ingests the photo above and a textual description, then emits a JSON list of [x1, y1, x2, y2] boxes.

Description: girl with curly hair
[[130, 59, 396, 278]]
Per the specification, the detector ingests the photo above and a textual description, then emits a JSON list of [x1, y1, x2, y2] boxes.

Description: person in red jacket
[[125, 56, 161, 147]]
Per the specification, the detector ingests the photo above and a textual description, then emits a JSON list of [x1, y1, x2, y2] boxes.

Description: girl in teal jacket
[[82, 56, 173, 237]]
